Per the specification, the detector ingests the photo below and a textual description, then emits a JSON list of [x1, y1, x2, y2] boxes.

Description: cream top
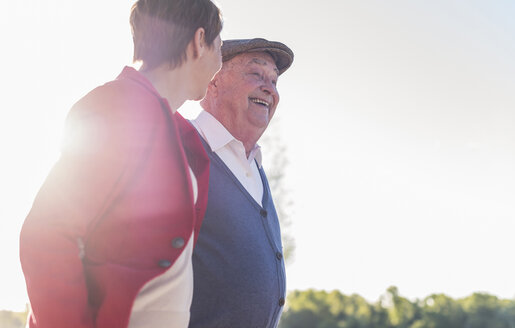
[[128, 167, 197, 328]]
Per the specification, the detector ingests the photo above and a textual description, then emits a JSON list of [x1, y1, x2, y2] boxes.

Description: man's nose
[[260, 80, 276, 95], [260, 85, 271, 95]]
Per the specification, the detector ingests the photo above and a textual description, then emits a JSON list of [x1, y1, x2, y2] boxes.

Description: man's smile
[[249, 97, 271, 109]]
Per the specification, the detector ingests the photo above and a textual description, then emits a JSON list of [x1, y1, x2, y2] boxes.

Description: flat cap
[[221, 38, 294, 75]]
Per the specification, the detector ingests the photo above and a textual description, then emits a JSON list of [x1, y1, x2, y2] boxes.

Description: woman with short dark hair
[[20, 1, 223, 327]]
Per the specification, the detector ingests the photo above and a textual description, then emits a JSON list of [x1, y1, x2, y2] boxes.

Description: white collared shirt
[[191, 110, 264, 206]]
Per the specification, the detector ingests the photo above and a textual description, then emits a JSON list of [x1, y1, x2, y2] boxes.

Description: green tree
[[280, 290, 334, 328], [382, 286, 420, 328], [0, 309, 28, 328], [410, 294, 466, 328], [278, 287, 515, 328], [280, 289, 386, 328], [460, 293, 512, 328]]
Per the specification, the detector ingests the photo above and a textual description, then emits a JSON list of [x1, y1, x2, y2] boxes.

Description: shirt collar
[[192, 110, 263, 167], [249, 144, 263, 168]]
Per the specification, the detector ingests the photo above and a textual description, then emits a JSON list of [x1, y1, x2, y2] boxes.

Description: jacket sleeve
[[19, 90, 137, 328]]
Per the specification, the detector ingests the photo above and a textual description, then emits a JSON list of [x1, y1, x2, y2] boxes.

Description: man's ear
[[207, 76, 218, 94], [190, 27, 206, 59]]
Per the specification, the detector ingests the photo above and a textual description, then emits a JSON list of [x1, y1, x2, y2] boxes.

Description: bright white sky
[[1, 0, 515, 312]]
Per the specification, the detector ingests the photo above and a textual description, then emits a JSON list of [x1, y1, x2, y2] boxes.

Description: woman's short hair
[[130, 0, 222, 71]]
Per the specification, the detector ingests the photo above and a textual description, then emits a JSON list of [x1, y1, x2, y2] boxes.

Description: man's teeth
[[250, 98, 269, 107]]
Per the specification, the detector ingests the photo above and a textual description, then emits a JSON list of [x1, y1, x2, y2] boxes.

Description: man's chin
[[249, 107, 271, 125], [249, 116, 270, 130]]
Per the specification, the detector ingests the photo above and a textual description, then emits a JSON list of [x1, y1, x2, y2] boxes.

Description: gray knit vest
[[189, 138, 286, 328]]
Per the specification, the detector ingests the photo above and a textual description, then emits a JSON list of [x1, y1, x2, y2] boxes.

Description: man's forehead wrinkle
[[249, 58, 266, 65], [245, 57, 279, 76]]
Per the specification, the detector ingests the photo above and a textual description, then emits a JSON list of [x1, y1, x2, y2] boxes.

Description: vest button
[[260, 209, 268, 218], [276, 252, 283, 260], [171, 237, 185, 249], [158, 259, 172, 268], [279, 297, 285, 306]]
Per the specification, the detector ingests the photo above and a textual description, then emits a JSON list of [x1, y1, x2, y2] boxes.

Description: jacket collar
[[117, 66, 162, 100]]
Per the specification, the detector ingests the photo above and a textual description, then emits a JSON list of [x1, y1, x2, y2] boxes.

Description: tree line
[[279, 286, 515, 328], [3, 286, 515, 328]]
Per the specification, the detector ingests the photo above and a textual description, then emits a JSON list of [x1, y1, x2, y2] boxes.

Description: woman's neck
[[140, 64, 191, 113]]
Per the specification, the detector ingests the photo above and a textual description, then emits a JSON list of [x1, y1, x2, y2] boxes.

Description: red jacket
[[19, 67, 209, 328]]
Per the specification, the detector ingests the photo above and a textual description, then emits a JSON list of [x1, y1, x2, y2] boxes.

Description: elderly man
[[189, 38, 294, 328]]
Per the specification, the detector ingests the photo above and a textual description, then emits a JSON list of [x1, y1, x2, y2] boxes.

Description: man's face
[[213, 51, 280, 139]]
